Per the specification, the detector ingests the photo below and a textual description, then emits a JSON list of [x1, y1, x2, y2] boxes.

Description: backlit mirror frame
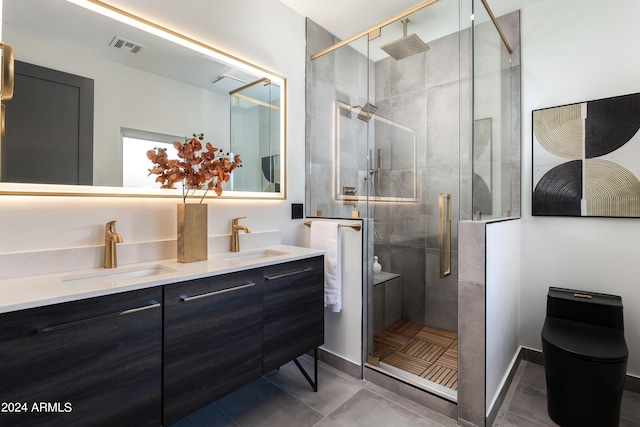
[[0, 0, 286, 199]]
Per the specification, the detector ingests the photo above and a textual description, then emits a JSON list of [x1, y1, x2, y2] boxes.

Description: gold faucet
[[105, 220, 123, 268], [230, 216, 250, 252]]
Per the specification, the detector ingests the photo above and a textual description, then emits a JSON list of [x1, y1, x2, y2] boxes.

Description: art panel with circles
[[532, 93, 640, 217]]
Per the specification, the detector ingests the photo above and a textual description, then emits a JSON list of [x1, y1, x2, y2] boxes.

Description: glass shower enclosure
[[306, 0, 519, 401]]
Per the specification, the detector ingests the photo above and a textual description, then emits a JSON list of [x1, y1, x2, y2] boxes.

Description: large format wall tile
[[425, 248, 458, 332], [458, 278, 487, 427]]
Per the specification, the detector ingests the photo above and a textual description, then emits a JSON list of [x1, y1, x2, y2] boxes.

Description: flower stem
[[199, 186, 210, 204]]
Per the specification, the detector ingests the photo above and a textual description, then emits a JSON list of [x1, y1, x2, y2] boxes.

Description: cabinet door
[[0, 288, 162, 427], [163, 268, 263, 425], [262, 256, 324, 373]]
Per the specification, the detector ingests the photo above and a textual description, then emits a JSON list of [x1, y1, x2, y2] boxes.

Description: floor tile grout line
[[363, 384, 455, 427], [262, 361, 366, 419], [266, 373, 364, 420], [261, 373, 328, 419], [311, 415, 328, 427], [620, 414, 640, 424], [499, 370, 559, 427], [492, 361, 526, 427], [213, 402, 242, 427], [518, 413, 556, 427]]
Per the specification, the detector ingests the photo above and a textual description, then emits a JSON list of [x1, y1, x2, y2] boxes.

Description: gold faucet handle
[[232, 216, 247, 225], [106, 220, 117, 231]]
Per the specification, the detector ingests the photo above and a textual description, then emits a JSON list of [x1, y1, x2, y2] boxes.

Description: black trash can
[[541, 287, 628, 427]]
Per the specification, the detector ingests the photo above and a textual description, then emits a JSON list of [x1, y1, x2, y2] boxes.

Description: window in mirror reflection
[[122, 129, 177, 189], [121, 129, 240, 192]]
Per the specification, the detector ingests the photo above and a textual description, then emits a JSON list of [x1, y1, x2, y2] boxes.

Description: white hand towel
[[309, 221, 342, 312]]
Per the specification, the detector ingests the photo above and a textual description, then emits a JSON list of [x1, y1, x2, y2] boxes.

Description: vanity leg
[[293, 348, 318, 392]]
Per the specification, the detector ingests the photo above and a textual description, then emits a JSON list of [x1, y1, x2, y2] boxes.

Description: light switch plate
[[291, 203, 303, 219]]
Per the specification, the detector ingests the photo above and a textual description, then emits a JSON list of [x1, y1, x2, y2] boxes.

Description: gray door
[[1, 61, 94, 185]]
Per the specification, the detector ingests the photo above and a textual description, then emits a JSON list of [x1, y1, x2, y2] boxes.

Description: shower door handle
[[439, 193, 451, 278]]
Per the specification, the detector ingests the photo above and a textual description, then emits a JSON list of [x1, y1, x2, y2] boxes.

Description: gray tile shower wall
[[306, 8, 520, 336], [458, 220, 488, 427], [306, 19, 371, 220], [307, 14, 470, 333], [372, 27, 466, 332]]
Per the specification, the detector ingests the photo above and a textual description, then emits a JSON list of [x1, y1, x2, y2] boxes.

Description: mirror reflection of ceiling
[[3, 0, 269, 98]]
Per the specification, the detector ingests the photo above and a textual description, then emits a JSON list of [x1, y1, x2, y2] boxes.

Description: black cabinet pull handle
[[265, 267, 313, 281], [36, 301, 161, 334], [180, 282, 256, 302]]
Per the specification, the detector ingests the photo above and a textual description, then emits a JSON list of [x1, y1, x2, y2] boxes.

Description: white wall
[[486, 220, 521, 413], [304, 219, 363, 365], [521, 0, 640, 376], [0, 0, 307, 255]]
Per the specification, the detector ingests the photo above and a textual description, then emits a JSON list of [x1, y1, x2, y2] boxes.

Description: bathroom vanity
[[0, 287, 162, 426], [0, 246, 324, 426]]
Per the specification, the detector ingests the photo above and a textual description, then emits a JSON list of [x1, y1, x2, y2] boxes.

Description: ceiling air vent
[[109, 36, 145, 54]]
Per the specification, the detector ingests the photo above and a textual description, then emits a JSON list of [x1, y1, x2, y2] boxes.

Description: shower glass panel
[[307, 0, 466, 400], [471, 0, 517, 220], [307, 0, 519, 403], [366, 0, 464, 399], [306, 33, 370, 219]]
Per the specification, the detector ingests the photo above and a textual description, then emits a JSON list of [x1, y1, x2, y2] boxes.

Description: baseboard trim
[[520, 347, 545, 366], [486, 349, 523, 427], [316, 347, 362, 380]]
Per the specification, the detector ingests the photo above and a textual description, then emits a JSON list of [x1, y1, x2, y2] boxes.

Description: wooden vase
[[177, 203, 208, 263]]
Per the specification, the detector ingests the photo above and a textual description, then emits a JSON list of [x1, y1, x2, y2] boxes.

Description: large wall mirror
[[0, 0, 286, 198]]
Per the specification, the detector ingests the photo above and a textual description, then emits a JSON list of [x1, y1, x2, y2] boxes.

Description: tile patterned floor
[[373, 319, 458, 390], [493, 361, 640, 427], [170, 354, 640, 426], [171, 356, 457, 427]]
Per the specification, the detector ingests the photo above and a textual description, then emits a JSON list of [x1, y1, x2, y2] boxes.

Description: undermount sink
[[215, 249, 289, 262], [61, 264, 176, 287]]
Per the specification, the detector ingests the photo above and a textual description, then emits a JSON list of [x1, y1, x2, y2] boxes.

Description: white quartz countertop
[[0, 245, 324, 314]]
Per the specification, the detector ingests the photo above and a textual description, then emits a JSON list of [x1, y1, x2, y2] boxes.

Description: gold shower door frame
[[310, 0, 512, 61]]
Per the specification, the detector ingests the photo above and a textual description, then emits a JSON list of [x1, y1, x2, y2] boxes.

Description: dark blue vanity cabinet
[[0, 287, 162, 427]]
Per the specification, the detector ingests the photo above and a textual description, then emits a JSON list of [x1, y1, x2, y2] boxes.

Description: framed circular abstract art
[[532, 92, 640, 217]]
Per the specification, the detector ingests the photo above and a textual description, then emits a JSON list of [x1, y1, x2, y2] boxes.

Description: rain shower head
[[356, 102, 378, 122], [380, 18, 430, 60]]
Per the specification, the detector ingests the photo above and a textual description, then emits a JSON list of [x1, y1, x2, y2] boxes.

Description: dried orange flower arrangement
[[147, 133, 242, 203]]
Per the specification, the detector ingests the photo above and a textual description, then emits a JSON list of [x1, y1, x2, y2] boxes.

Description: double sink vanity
[[0, 245, 325, 426], [0, 0, 314, 424]]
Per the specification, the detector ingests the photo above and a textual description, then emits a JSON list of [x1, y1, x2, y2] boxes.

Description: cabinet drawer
[[0, 288, 162, 427], [163, 268, 263, 425], [263, 256, 324, 373]]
